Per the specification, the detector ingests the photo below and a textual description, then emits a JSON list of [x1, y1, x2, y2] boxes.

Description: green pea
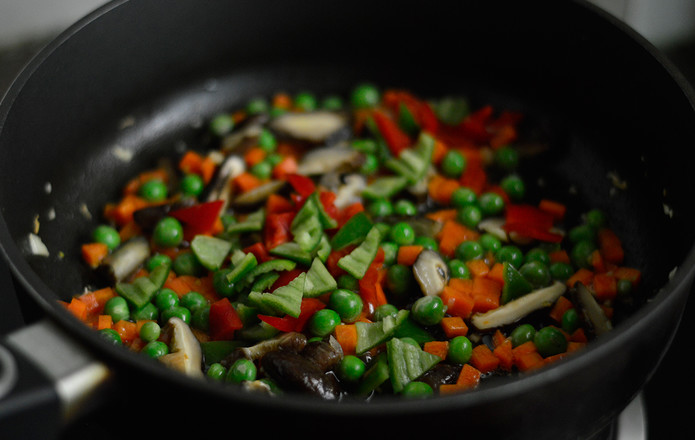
[[524, 247, 551, 266], [142, 341, 169, 358], [450, 187, 477, 208], [500, 174, 525, 201], [568, 224, 596, 244], [448, 336, 473, 364], [160, 306, 191, 325], [381, 242, 399, 266], [414, 236, 438, 252], [294, 91, 317, 111], [440, 150, 467, 178], [401, 381, 433, 398], [337, 355, 366, 382], [181, 291, 207, 312], [258, 128, 277, 152], [139, 179, 168, 202], [321, 95, 344, 110], [550, 262, 574, 280], [510, 323, 536, 347], [478, 192, 505, 216], [246, 97, 269, 115], [226, 358, 257, 384], [457, 204, 482, 228], [394, 199, 417, 216], [360, 153, 379, 175], [173, 252, 206, 277], [585, 209, 606, 229], [250, 161, 272, 180], [206, 363, 227, 381], [519, 261, 551, 288], [534, 326, 568, 357], [351, 83, 380, 108], [153, 217, 184, 248], [369, 199, 393, 217], [571, 240, 596, 269], [372, 304, 399, 321], [308, 309, 341, 337], [191, 305, 210, 332], [98, 328, 122, 345], [131, 303, 159, 321], [385, 264, 415, 297], [411, 296, 445, 326], [209, 113, 234, 136], [104, 296, 130, 322], [179, 173, 204, 197], [139, 321, 161, 343], [561, 308, 580, 334], [213, 268, 238, 297], [146, 253, 172, 272], [92, 225, 121, 251], [155, 288, 179, 311], [494, 146, 519, 170], [389, 222, 416, 246], [265, 152, 283, 166], [448, 259, 471, 279], [328, 289, 363, 323], [479, 233, 502, 253], [337, 274, 360, 291], [456, 240, 484, 261], [496, 245, 524, 269]]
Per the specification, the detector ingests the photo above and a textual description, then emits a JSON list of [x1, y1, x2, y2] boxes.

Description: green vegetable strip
[[248, 272, 306, 318], [225, 252, 258, 284], [250, 272, 280, 294], [386, 337, 441, 393], [310, 192, 338, 230], [246, 259, 297, 280], [191, 235, 233, 270], [223, 208, 265, 235], [356, 353, 390, 395], [355, 309, 409, 354], [361, 176, 408, 200], [337, 225, 383, 279], [269, 242, 313, 266], [290, 195, 323, 252], [303, 258, 337, 298], [330, 211, 373, 250]]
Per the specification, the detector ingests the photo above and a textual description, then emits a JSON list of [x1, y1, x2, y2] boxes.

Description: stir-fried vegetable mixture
[[65, 84, 642, 399]]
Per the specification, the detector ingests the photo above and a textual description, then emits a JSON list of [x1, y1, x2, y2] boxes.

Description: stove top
[[2, 33, 695, 440]]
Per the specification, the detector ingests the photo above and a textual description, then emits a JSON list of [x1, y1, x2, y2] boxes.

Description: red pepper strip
[[459, 105, 494, 144], [209, 297, 243, 341], [319, 190, 340, 224], [286, 173, 316, 199], [382, 89, 439, 134], [337, 202, 365, 228], [372, 110, 411, 157], [270, 268, 305, 291], [169, 199, 224, 234], [503, 222, 564, 243], [266, 193, 295, 214], [358, 247, 386, 315], [243, 242, 273, 263], [264, 211, 295, 250], [503, 204, 563, 243], [258, 298, 326, 333]]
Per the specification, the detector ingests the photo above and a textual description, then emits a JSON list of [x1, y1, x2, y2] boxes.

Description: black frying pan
[[1, 1, 695, 439]]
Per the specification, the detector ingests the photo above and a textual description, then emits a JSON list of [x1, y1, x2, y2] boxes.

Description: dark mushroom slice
[[232, 179, 287, 207], [260, 349, 341, 400], [95, 236, 150, 284], [220, 113, 270, 153], [222, 331, 308, 367], [158, 317, 204, 378], [269, 111, 349, 144], [417, 363, 461, 391], [296, 144, 364, 176], [301, 338, 343, 372], [412, 249, 450, 296], [202, 154, 245, 213]]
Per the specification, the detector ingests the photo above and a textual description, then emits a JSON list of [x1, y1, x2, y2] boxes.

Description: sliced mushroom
[[333, 174, 366, 209], [203, 154, 245, 212], [413, 249, 450, 296], [232, 179, 286, 207], [301, 339, 342, 371], [260, 349, 341, 400], [237, 331, 307, 362], [470, 281, 567, 330], [158, 317, 204, 378], [270, 111, 349, 144], [96, 236, 150, 284], [296, 144, 363, 176], [478, 217, 509, 242], [221, 114, 269, 153], [574, 282, 613, 336]]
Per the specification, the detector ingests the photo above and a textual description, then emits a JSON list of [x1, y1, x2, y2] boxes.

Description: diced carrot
[[123, 168, 170, 195], [471, 277, 501, 313], [440, 285, 475, 319], [440, 316, 468, 338], [272, 155, 299, 180], [97, 314, 113, 330], [593, 273, 618, 301], [459, 160, 487, 195], [428, 174, 460, 205], [493, 338, 514, 371], [543, 352, 568, 365], [489, 124, 517, 149], [431, 139, 449, 165], [549, 249, 571, 264], [334, 324, 357, 355], [470, 344, 500, 374], [455, 364, 482, 389], [439, 384, 463, 395], [466, 259, 490, 278], [178, 150, 204, 175], [233, 172, 263, 193], [486, 262, 505, 285], [598, 228, 624, 265], [199, 156, 217, 184], [570, 328, 588, 343], [437, 219, 479, 258], [79, 287, 116, 315], [81, 242, 109, 268], [67, 297, 88, 322], [512, 340, 537, 358], [272, 92, 293, 109], [113, 320, 139, 344], [448, 277, 475, 295], [589, 249, 607, 273], [613, 266, 642, 288], [425, 209, 458, 223], [568, 341, 587, 352], [244, 147, 267, 167], [516, 352, 545, 372], [566, 268, 594, 288], [492, 329, 507, 348], [423, 340, 450, 360], [118, 220, 142, 242], [108, 194, 149, 226], [396, 245, 424, 266], [549, 296, 574, 323], [538, 199, 566, 221]]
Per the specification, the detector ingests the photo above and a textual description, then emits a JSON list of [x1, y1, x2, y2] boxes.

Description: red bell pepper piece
[[270, 268, 305, 291], [169, 199, 224, 234], [357, 247, 386, 315], [209, 298, 243, 341], [263, 211, 295, 249], [372, 110, 411, 157], [418, 101, 440, 134], [243, 242, 272, 263], [459, 105, 494, 143], [319, 190, 339, 224], [286, 173, 316, 199], [503, 204, 563, 243], [257, 315, 297, 332], [258, 297, 326, 333]]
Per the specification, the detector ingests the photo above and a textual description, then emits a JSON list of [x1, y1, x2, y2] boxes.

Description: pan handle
[[0, 319, 112, 439]]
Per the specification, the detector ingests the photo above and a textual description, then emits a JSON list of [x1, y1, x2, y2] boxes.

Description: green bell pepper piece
[[337, 225, 383, 279], [330, 211, 373, 250], [501, 261, 533, 304], [387, 337, 441, 393]]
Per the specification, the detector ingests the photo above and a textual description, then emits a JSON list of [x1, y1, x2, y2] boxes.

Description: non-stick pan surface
[[1, 1, 695, 439]]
